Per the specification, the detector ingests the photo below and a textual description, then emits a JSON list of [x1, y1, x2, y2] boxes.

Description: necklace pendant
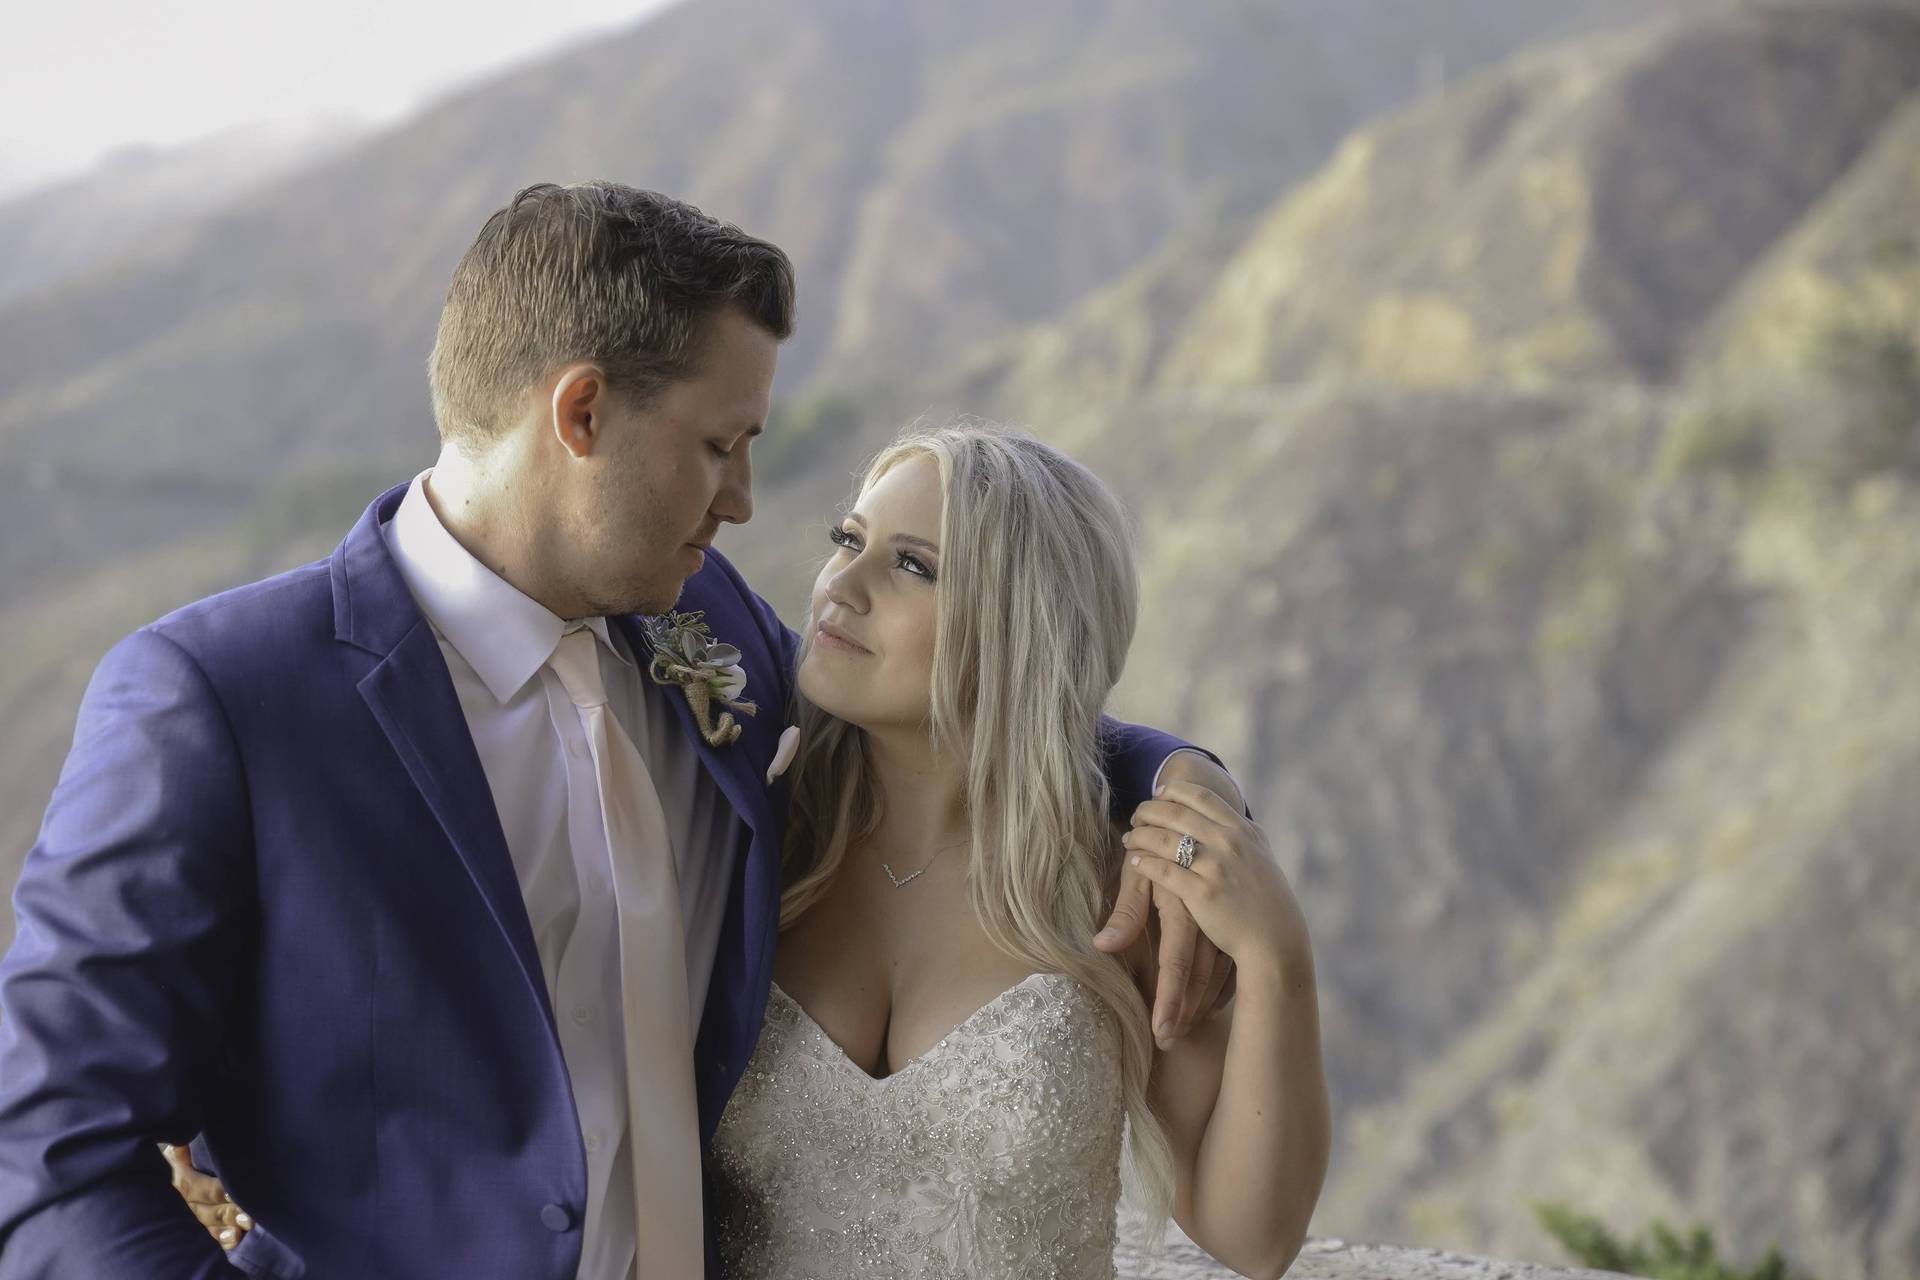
[[883, 863, 927, 888]]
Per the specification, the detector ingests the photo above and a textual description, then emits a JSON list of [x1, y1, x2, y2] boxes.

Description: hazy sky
[[2, 0, 677, 195]]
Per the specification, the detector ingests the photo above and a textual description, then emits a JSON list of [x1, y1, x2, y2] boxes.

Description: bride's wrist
[[1232, 935, 1314, 1001]]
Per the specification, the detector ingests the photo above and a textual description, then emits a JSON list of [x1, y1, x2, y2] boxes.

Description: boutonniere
[[642, 610, 759, 747]]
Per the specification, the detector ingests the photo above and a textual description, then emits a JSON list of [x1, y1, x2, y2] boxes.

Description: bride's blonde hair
[[780, 420, 1175, 1239]]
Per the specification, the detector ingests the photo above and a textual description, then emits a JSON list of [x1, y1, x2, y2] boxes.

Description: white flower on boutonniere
[[641, 610, 759, 747], [767, 725, 800, 785]]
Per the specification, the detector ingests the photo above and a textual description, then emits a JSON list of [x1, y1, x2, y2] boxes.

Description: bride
[[177, 421, 1330, 1278]]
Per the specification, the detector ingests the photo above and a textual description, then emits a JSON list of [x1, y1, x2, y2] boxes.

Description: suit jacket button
[[540, 1203, 574, 1232]]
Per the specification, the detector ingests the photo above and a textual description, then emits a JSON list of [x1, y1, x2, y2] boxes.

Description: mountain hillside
[[1150, 6, 1920, 392], [0, 0, 1709, 870], [0, 116, 364, 311], [0, 0, 1702, 504], [1311, 159, 1920, 1258], [923, 10, 1920, 1275]]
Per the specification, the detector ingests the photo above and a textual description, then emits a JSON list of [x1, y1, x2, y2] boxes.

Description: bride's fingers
[[220, 1213, 254, 1251], [162, 1143, 253, 1247], [1094, 860, 1151, 950], [1127, 850, 1210, 903], [1151, 886, 1199, 1048], [208, 1202, 253, 1250], [164, 1146, 231, 1208], [1155, 780, 1249, 830], [188, 1198, 231, 1238], [1174, 931, 1218, 1043], [1120, 824, 1221, 877], [1129, 796, 1235, 850]]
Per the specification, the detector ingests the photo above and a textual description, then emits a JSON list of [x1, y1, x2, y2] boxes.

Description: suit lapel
[[335, 491, 786, 1140], [358, 626, 554, 1026], [335, 484, 557, 1033]]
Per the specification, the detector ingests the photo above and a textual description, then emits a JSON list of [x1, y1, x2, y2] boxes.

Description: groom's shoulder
[[139, 555, 338, 670]]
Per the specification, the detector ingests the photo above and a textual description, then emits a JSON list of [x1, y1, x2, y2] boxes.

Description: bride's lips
[[814, 620, 873, 656]]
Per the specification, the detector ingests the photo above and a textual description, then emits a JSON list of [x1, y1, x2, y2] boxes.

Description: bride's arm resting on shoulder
[[1123, 781, 1330, 1280], [1098, 748, 1246, 1047]]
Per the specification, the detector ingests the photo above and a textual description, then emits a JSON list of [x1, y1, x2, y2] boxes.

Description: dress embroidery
[[709, 972, 1127, 1278]]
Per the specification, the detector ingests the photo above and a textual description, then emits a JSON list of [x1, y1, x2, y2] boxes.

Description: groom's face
[[562, 306, 778, 616]]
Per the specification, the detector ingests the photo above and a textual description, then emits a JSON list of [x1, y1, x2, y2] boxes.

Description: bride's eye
[[827, 524, 859, 552]]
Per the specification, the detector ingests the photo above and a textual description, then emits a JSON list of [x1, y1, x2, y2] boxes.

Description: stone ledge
[[1116, 1224, 1641, 1279]]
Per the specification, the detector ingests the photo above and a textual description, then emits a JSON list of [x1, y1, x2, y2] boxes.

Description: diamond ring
[[1174, 834, 1197, 869]]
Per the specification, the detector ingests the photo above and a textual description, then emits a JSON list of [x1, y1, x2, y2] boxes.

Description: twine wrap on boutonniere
[[642, 610, 758, 747]]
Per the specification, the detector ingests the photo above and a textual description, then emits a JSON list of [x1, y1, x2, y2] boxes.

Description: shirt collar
[[384, 470, 634, 704]]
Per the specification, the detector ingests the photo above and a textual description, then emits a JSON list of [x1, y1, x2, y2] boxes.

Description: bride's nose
[[824, 559, 870, 614]]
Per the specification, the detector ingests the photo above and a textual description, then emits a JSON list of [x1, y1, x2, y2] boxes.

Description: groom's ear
[[549, 364, 610, 458]]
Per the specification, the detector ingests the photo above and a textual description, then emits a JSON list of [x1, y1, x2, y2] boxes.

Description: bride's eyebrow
[[844, 511, 941, 555]]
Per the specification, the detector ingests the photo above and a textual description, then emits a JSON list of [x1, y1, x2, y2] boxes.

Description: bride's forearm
[[1181, 944, 1330, 1280]]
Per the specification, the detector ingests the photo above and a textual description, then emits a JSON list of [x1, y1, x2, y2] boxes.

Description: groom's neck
[[423, 443, 575, 618]]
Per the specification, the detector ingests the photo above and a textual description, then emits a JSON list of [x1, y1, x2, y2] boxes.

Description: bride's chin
[[796, 660, 860, 726]]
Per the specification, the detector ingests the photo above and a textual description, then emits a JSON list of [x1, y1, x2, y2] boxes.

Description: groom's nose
[[712, 452, 753, 525]]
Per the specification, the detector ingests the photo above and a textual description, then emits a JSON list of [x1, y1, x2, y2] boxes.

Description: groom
[[0, 182, 1238, 1278]]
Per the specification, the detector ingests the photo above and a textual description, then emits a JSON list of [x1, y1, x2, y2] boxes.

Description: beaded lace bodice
[[709, 971, 1127, 1278]]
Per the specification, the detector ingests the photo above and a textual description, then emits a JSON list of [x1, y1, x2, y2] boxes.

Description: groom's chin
[[630, 576, 691, 618]]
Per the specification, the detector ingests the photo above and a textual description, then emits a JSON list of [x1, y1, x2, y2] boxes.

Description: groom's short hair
[[428, 182, 795, 445]]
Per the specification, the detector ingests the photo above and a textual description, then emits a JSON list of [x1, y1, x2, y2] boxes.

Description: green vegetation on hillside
[[1538, 1203, 1807, 1280]]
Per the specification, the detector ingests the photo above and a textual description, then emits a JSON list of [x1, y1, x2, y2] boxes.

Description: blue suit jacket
[[0, 483, 1203, 1278]]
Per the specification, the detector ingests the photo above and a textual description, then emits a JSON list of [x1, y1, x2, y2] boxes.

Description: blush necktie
[[547, 626, 704, 1279]]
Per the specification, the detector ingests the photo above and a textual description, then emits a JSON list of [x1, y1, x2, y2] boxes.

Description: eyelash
[[827, 524, 936, 581]]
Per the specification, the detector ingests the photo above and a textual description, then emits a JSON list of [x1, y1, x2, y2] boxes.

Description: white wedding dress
[[709, 971, 1129, 1277]]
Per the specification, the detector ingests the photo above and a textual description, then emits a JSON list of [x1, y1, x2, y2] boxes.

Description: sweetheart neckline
[[767, 972, 1089, 1084]]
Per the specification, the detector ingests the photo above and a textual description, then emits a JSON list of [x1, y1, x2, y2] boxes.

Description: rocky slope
[[933, 9, 1920, 1274]]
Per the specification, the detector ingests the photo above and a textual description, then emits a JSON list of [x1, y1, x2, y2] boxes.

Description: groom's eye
[[708, 440, 735, 459]]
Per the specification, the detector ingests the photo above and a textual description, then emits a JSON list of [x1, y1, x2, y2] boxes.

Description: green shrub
[[1818, 324, 1920, 479], [1535, 1202, 1805, 1280], [1658, 404, 1772, 480]]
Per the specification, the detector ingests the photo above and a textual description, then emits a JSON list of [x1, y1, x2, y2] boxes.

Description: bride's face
[[797, 454, 943, 733]]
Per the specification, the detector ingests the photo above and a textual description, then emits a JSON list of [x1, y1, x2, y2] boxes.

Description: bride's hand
[[1119, 782, 1310, 979], [163, 1143, 252, 1251], [1098, 755, 1244, 1046]]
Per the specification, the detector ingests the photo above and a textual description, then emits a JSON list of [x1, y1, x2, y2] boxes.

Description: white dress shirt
[[383, 472, 742, 1280]]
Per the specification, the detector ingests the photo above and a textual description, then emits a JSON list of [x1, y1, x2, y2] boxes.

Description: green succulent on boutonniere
[[642, 610, 758, 747]]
